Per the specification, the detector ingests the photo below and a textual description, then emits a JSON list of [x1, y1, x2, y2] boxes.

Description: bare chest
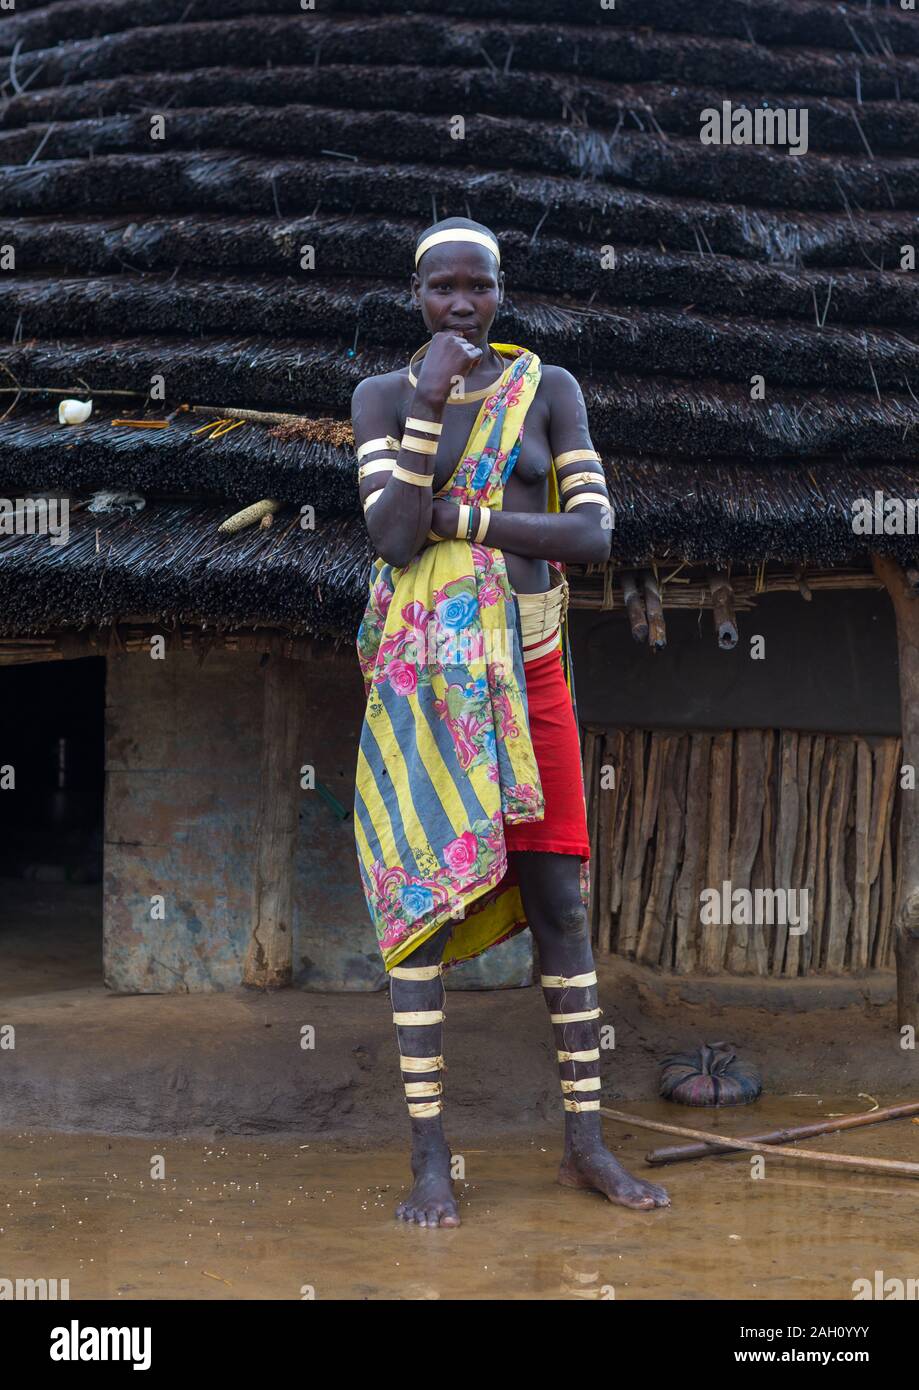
[[399, 387, 552, 507]]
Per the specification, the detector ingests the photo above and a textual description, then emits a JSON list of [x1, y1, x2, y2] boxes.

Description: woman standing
[[352, 217, 670, 1226]]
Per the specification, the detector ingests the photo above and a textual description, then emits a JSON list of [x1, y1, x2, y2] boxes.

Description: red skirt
[[503, 643, 591, 860]]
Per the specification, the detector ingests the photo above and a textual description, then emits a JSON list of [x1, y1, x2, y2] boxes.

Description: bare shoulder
[[350, 366, 410, 415], [539, 363, 587, 410]]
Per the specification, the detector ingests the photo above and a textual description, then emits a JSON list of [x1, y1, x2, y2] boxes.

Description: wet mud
[[3, 1095, 918, 1300]]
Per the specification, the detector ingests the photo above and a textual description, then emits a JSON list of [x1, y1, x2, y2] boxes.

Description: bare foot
[[558, 1143, 671, 1211], [395, 1141, 460, 1227]]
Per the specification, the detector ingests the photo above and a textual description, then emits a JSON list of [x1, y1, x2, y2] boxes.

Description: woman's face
[[411, 244, 504, 348]]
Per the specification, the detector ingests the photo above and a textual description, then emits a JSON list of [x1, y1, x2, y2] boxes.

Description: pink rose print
[[387, 659, 418, 696], [444, 831, 478, 873]]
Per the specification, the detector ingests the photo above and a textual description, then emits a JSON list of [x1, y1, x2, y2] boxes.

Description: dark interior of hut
[[0, 657, 104, 992]]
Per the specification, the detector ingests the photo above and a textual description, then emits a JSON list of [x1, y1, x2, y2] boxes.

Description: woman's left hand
[[430, 499, 461, 539]]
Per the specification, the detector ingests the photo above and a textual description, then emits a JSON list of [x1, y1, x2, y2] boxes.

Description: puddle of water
[[1, 1096, 917, 1300]]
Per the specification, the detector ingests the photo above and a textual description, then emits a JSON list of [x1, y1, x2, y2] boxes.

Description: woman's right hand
[[415, 330, 483, 406]]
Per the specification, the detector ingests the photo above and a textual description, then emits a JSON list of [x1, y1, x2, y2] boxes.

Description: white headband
[[415, 228, 500, 267]]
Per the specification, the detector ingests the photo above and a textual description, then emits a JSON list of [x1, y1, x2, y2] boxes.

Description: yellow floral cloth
[[355, 345, 557, 970]]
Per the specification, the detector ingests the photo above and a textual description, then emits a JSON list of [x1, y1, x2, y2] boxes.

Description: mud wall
[[103, 648, 530, 992]]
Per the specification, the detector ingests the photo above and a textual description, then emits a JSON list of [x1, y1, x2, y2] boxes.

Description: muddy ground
[[1, 882, 915, 1141], [3, 1108, 918, 1300]]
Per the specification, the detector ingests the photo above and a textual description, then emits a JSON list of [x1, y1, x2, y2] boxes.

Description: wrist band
[[405, 416, 443, 436], [401, 433, 438, 455], [473, 505, 491, 543], [456, 503, 471, 539], [392, 462, 434, 486]]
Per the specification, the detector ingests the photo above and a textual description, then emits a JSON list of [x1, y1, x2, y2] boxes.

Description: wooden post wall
[[584, 725, 900, 979], [872, 554, 919, 1028]]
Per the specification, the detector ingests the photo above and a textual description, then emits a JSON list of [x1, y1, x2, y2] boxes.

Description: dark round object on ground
[[660, 1042, 762, 1107]]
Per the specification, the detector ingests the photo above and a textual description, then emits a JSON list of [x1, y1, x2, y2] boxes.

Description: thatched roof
[[3, 0, 919, 638], [0, 496, 373, 639]]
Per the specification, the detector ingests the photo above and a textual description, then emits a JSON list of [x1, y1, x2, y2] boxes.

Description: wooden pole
[[642, 571, 667, 650], [619, 571, 648, 643], [872, 553, 919, 1028], [708, 572, 738, 649], [645, 1099, 919, 1165], [700, 732, 733, 972], [599, 1106, 919, 1179], [243, 655, 303, 989]]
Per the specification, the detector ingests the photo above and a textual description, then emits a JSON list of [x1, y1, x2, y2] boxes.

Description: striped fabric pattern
[[355, 347, 550, 971]]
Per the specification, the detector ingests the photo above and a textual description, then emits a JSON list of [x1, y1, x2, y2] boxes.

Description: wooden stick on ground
[[645, 1099, 919, 1166], [599, 1106, 919, 1179]]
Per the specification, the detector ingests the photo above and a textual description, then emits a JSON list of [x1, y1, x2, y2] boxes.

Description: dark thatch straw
[[2, 0, 918, 63], [3, 111, 919, 214], [3, 222, 919, 328], [0, 406, 359, 511], [2, 156, 915, 273], [0, 501, 373, 640], [2, 0, 919, 640]]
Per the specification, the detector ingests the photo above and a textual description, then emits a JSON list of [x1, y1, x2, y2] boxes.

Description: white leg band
[[560, 1077, 602, 1094], [563, 1098, 601, 1113], [408, 1101, 443, 1118], [391, 964, 443, 980], [404, 1080, 443, 1098], [392, 1010, 444, 1026], [540, 972, 597, 989], [550, 1008, 602, 1024], [400, 1055, 444, 1073], [557, 1049, 600, 1063]]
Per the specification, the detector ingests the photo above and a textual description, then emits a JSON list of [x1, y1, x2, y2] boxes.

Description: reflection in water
[[1, 1096, 917, 1300]]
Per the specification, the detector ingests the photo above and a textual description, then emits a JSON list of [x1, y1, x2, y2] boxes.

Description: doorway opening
[[0, 656, 105, 998]]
